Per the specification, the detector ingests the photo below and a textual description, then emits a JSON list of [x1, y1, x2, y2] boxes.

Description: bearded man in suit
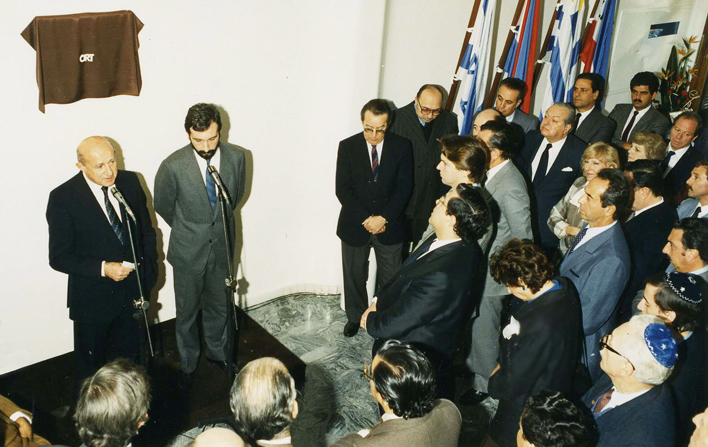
[[47, 136, 158, 390], [154, 103, 246, 388]]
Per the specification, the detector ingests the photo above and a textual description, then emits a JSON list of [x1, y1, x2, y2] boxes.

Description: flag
[[501, 0, 541, 113], [578, 0, 617, 80], [537, 0, 586, 120], [456, 0, 496, 135]]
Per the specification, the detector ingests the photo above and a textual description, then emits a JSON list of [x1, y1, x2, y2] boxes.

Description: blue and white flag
[[456, 0, 496, 135], [537, 0, 586, 120]]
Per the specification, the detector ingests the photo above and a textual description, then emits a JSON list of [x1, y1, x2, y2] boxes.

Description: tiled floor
[[184, 293, 498, 447]]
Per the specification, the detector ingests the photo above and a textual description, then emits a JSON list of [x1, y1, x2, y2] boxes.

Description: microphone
[[207, 165, 233, 207], [110, 186, 137, 222]]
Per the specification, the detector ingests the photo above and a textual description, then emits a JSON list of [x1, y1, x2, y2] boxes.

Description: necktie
[[567, 226, 588, 255], [621, 111, 639, 142], [692, 206, 702, 218], [371, 144, 379, 182], [533, 143, 552, 188], [661, 151, 676, 173], [206, 159, 217, 212], [593, 389, 614, 414], [102, 186, 125, 245], [574, 112, 582, 131]]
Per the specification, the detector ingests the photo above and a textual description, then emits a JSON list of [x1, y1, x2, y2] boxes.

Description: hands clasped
[[363, 215, 386, 234], [105, 262, 134, 281]]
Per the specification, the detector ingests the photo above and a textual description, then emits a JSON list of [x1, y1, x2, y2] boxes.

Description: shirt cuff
[[9, 411, 31, 424], [101, 261, 106, 277]]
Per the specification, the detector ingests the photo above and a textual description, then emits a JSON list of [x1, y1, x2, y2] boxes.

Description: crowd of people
[[10, 71, 705, 447]]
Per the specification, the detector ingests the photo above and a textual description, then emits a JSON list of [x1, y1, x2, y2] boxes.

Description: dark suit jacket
[[330, 399, 461, 447], [618, 200, 676, 322], [575, 107, 616, 144], [389, 101, 458, 231], [559, 223, 630, 380], [671, 329, 706, 444], [154, 143, 246, 272], [336, 132, 413, 246], [366, 235, 482, 360], [583, 374, 676, 447], [47, 171, 158, 323], [511, 109, 539, 134], [487, 277, 582, 445], [518, 131, 585, 248], [609, 103, 671, 147], [664, 145, 702, 205]]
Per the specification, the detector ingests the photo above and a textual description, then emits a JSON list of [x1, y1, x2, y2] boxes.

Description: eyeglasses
[[363, 127, 386, 135], [599, 333, 635, 371], [363, 361, 374, 381]]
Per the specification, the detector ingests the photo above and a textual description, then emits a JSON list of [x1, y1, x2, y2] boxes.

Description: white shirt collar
[[691, 265, 708, 276], [420, 238, 462, 258], [633, 197, 664, 218], [258, 436, 292, 445], [531, 137, 567, 180], [367, 139, 384, 166], [576, 106, 594, 128], [574, 220, 617, 250], [486, 159, 510, 183], [604, 386, 652, 411], [192, 147, 221, 185], [506, 109, 516, 122], [381, 413, 402, 422]]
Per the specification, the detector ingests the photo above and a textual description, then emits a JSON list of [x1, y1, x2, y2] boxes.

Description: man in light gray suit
[[461, 120, 532, 405], [559, 168, 630, 381], [389, 85, 459, 247], [609, 71, 671, 150], [572, 73, 616, 144], [495, 77, 538, 134], [678, 159, 708, 219], [154, 103, 246, 388], [331, 340, 461, 447]]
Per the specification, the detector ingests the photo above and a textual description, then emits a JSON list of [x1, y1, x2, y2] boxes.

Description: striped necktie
[[371, 144, 379, 182], [206, 160, 217, 212], [102, 186, 125, 245]]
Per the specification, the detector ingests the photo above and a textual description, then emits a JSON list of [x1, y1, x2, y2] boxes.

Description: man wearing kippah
[[581, 315, 678, 447]]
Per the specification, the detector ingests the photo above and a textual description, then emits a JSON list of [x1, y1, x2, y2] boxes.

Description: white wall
[[0, 0, 385, 374]]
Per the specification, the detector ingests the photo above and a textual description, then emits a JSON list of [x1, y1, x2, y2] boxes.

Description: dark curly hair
[[446, 184, 490, 244], [520, 390, 595, 447], [372, 340, 436, 419], [489, 239, 553, 293], [184, 103, 222, 133]]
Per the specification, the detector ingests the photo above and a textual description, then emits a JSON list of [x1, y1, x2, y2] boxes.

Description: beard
[[192, 145, 218, 160]]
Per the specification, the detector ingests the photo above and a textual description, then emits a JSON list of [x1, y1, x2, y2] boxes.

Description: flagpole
[[483, 0, 527, 109], [530, 0, 562, 92], [446, 0, 483, 111]]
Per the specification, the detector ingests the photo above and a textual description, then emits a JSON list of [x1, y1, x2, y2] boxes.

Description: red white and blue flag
[[578, 0, 617, 80], [501, 0, 541, 113]]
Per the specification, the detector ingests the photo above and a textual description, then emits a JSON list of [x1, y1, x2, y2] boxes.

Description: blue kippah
[[665, 272, 703, 304], [644, 323, 678, 368]]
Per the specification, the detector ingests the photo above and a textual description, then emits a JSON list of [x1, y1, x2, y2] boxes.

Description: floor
[[175, 293, 498, 447]]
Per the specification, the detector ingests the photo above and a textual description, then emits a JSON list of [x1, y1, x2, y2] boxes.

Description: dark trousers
[[174, 249, 230, 374], [342, 236, 402, 324], [73, 302, 139, 392]]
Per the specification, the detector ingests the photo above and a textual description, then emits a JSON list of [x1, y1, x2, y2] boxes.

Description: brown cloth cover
[[21, 10, 143, 112]]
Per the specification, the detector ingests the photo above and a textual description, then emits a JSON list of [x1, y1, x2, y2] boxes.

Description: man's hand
[[364, 216, 386, 234], [16, 417, 32, 440], [490, 363, 501, 377], [105, 262, 134, 282], [565, 225, 580, 237], [360, 301, 377, 329]]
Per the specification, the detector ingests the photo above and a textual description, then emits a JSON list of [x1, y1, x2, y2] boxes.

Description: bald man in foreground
[[47, 136, 158, 389]]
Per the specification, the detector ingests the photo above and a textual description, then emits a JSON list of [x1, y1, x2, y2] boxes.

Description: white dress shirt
[[663, 144, 690, 176], [486, 159, 510, 183], [575, 220, 618, 250], [621, 106, 652, 139], [192, 146, 222, 185], [576, 106, 595, 128], [367, 140, 384, 167], [531, 137, 567, 180]]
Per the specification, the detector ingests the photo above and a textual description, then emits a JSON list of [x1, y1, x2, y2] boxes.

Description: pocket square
[[503, 316, 521, 339], [562, 167, 573, 172]]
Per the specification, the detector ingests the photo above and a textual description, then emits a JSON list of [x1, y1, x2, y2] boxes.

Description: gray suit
[[575, 106, 616, 144], [677, 197, 706, 220], [467, 161, 532, 391], [559, 223, 630, 381], [330, 399, 461, 447], [608, 103, 671, 147], [511, 109, 539, 134], [154, 142, 246, 373]]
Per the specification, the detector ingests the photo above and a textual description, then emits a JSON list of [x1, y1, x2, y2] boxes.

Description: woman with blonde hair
[[547, 142, 620, 254], [627, 131, 668, 162]]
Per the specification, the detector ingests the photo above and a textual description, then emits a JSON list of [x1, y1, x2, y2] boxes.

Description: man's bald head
[[193, 428, 245, 447], [75, 136, 118, 187], [472, 108, 503, 136]]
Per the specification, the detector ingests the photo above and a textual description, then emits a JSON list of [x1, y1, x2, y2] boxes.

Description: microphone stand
[[215, 177, 239, 380], [120, 206, 155, 358]]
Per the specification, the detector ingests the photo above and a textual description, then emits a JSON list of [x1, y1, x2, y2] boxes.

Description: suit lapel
[[72, 173, 125, 248], [181, 147, 219, 217]]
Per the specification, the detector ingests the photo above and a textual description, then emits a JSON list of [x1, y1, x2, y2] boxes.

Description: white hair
[[622, 315, 674, 385]]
